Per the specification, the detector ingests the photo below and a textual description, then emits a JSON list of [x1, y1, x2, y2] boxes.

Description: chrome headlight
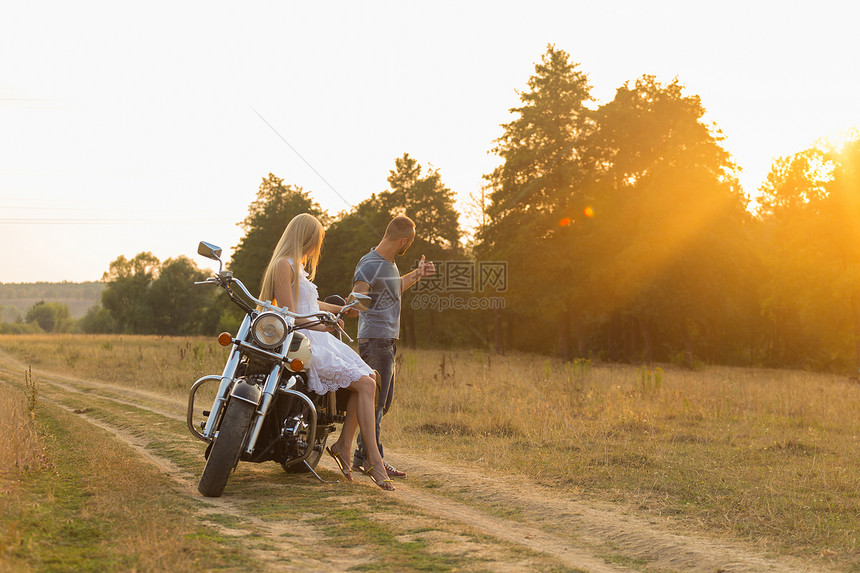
[[251, 312, 288, 349]]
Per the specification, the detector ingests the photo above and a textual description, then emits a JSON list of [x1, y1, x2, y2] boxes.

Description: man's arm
[[401, 268, 421, 293], [353, 280, 371, 295], [401, 255, 435, 293]]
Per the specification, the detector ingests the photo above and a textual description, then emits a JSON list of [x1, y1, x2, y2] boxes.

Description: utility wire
[[251, 106, 383, 239]]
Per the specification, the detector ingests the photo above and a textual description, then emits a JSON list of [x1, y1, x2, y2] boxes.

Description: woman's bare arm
[[272, 259, 333, 332]]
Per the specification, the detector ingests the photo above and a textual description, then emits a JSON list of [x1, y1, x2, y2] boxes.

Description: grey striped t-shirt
[[354, 248, 401, 339]]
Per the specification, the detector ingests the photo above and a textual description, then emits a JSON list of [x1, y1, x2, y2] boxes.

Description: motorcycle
[[186, 241, 371, 497]]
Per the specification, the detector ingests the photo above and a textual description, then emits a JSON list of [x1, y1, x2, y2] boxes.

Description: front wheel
[[198, 399, 255, 497]]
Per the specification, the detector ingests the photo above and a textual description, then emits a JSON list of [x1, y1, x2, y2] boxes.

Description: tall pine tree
[[481, 45, 594, 359]]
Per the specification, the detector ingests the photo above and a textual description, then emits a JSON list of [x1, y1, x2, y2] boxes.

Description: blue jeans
[[354, 338, 396, 465]]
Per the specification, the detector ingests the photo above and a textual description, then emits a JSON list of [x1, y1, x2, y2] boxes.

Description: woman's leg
[[328, 375, 392, 489], [331, 392, 359, 462], [348, 375, 393, 490]]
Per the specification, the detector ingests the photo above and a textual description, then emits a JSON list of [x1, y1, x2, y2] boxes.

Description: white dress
[[288, 260, 373, 395]]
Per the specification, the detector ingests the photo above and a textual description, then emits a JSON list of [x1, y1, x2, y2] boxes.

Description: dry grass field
[[1, 333, 858, 571], [387, 350, 860, 561], [0, 334, 230, 398]]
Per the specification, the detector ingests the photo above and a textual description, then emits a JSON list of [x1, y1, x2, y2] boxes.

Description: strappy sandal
[[361, 465, 395, 491], [325, 446, 353, 482]]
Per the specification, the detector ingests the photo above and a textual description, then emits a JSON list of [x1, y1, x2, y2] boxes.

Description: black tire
[[198, 399, 255, 497], [281, 433, 327, 473]]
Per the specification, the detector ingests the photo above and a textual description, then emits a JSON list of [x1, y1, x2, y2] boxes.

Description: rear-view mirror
[[197, 241, 222, 261], [346, 292, 372, 312]]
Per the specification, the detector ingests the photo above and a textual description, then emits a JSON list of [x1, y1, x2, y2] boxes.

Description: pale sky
[[2, 1, 858, 283]]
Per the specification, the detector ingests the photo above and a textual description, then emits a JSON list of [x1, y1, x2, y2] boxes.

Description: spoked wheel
[[197, 399, 255, 497]]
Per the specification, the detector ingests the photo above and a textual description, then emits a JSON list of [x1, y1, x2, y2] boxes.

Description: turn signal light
[[217, 332, 233, 346], [290, 359, 304, 371]]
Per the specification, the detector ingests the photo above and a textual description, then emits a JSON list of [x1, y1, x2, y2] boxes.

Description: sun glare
[[820, 127, 860, 155]]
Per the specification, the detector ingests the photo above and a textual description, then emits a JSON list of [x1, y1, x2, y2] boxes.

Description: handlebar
[[196, 272, 341, 325], [331, 320, 354, 343]]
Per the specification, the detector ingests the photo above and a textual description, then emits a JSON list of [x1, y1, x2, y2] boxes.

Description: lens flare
[[559, 217, 572, 227], [583, 206, 594, 218]]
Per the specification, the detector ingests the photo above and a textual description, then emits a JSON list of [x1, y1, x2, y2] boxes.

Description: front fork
[[197, 315, 252, 441], [243, 363, 282, 454], [188, 370, 319, 467]]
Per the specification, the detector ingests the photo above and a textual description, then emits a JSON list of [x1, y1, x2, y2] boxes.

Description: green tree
[[383, 153, 460, 252], [578, 75, 749, 366], [754, 137, 860, 371], [821, 136, 860, 370], [25, 301, 72, 332], [100, 253, 219, 335], [147, 256, 214, 335], [316, 153, 461, 346], [229, 174, 328, 299], [481, 44, 594, 359], [383, 153, 461, 347], [755, 147, 833, 367], [100, 252, 161, 334], [78, 304, 118, 334], [757, 149, 831, 218], [315, 193, 389, 300]]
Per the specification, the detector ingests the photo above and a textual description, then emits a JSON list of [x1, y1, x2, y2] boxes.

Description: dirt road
[[0, 353, 825, 573]]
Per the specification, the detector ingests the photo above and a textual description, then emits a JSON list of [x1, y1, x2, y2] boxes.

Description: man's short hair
[[384, 215, 416, 240]]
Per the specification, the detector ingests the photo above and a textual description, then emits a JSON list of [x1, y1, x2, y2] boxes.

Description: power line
[[251, 106, 383, 240]]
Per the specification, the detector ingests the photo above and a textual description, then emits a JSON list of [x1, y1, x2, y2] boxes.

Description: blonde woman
[[259, 213, 393, 490]]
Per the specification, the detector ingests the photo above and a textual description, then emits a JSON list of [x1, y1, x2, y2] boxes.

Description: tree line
[[0, 281, 102, 301], [476, 46, 860, 372], [7, 45, 859, 373], [0, 282, 100, 333]]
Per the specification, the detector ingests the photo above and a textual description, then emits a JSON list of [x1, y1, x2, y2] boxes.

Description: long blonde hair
[[259, 213, 324, 306]]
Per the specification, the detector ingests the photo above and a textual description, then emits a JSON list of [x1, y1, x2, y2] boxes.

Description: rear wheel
[[282, 432, 327, 473], [198, 399, 255, 497]]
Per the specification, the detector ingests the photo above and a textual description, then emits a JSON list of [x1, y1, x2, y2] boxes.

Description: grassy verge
[[0, 397, 252, 572], [0, 373, 44, 474]]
